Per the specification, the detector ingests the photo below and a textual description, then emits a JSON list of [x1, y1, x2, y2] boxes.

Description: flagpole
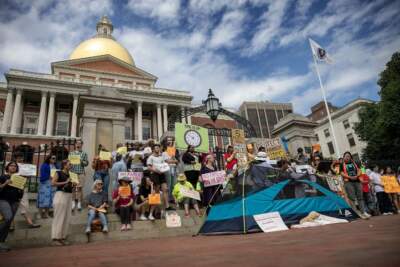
[[309, 40, 341, 159]]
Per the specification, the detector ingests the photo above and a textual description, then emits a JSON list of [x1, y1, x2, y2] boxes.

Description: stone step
[[7, 210, 205, 248]]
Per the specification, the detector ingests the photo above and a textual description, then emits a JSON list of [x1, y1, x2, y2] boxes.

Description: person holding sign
[[0, 162, 24, 252], [135, 176, 158, 221], [38, 155, 57, 219], [51, 160, 77, 246], [382, 166, 400, 213], [69, 140, 89, 212], [200, 155, 222, 206], [92, 149, 112, 194], [85, 180, 109, 234], [112, 175, 134, 231], [182, 145, 201, 187], [224, 145, 238, 174], [147, 143, 174, 211], [111, 154, 127, 190], [172, 174, 201, 218]]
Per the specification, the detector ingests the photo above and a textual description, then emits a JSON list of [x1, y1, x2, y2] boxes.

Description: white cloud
[[209, 10, 246, 49], [126, 0, 180, 24]]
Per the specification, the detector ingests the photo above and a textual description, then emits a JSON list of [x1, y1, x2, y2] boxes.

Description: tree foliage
[[355, 52, 400, 160]]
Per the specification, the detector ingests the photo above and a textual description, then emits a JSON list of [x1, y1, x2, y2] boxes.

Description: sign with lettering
[[99, 151, 112, 161], [18, 164, 37, 177], [381, 175, 400, 193], [69, 172, 80, 184], [253, 212, 289, 233], [166, 211, 182, 228], [117, 146, 128, 155], [118, 172, 143, 184], [9, 174, 27, 190], [68, 155, 81, 165], [231, 129, 245, 144], [180, 187, 201, 201], [201, 171, 226, 187], [118, 185, 132, 198]]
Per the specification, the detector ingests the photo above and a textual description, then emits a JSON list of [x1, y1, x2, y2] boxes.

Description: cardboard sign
[[68, 154, 81, 165], [193, 163, 201, 171], [180, 187, 201, 201], [166, 211, 182, 228], [9, 174, 27, 190], [51, 169, 58, 178], [253, 212, 289, 233], [166, 147, 176, 157], [99, 151, 112, 161], [149, 193, 161, 205], [69, 172, 80, 184], [201, 171, 226, 187], [18, 164, 37, 177], [117, 146, 128, 155], [118, 185, 132, 198], [231, 129, 246, 144], [381, 175, 400, 193], [118, 172, 143, 184]]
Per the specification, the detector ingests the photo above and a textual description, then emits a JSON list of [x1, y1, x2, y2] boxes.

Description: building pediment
[[51, 55, 157, 81]]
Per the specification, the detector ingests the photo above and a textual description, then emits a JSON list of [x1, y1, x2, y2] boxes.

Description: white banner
[[180, 187, 201, 201], [201, 171, 225, 187], [166, 211, 182, 228], [18, 164, 37, 177], [118, 172, 143, 184], [253, 212, 289, 233]]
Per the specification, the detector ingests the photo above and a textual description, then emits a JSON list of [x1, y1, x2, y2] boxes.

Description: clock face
[[184, 130, 202, 147]]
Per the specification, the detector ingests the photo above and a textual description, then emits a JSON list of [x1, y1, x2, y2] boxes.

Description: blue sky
[[0, 0, 399, 115]]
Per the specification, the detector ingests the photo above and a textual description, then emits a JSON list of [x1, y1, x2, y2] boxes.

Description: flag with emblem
[[309, 38, 333, 64]]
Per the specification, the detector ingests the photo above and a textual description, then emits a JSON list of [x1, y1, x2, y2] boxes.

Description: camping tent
[[199, 162, 358, 235]]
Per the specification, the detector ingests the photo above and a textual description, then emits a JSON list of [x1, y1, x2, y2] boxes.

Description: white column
[[187, 108, 192, 125], [10, 89, 22, 134], [70, 94, 79, 137], [81, 118, 97, 197], [46, 92, 56, 136], [137, 101, 143, 141], [163, 104, 168, 133], [181, 106, 186, 123], [1, 89, 14, 133], [152, 109, 157, 139], [37, 91, 48, 135], [157, 104, 162, 140]]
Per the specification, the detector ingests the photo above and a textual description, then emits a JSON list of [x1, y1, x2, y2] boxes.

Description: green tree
[[355, 52, 400, 160]]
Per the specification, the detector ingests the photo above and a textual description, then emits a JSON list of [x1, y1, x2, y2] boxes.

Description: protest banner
[[166, 211, 182, 228], [18, 164, 37, 176], [253, 212, 289, 233], [201, 171, 226, 187], [99, 151, 112, 161], [118, 172, 143, 184], [118, 185, 132, 198], [68, 154, 81, 165], [381, 175, 400, 193], [231, 129, 246, 144], [69, 172, 80, 184], [180, 187, 201, 201], [175, 123, 209, 153], [117, 146, 128, 155], [9, 174, 27, 190]]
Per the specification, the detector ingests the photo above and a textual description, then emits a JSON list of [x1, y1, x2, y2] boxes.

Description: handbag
[[149, 193, 161, 205]]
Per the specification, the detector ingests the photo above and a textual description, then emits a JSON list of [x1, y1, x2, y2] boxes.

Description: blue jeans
[[94, 170, 110, 194], [86, 209, 107, 230]]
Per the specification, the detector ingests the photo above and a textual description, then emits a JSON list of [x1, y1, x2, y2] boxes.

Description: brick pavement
[[1, 215, 399, 267]]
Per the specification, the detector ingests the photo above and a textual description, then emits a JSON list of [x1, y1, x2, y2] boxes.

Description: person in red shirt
[[224, 146, 238, 174], [112, 176, 134, 231], [360, 173, 377, 215]]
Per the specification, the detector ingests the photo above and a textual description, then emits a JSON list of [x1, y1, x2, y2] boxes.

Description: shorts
[[150, 172, 167, 186], [19, 189, 29, 215]]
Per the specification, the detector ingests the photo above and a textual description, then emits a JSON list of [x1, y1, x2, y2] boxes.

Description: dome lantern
[[96, 15, 114, 38]]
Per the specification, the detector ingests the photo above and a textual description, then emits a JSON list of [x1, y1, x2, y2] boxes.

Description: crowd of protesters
[[0, 137, 399, 251]]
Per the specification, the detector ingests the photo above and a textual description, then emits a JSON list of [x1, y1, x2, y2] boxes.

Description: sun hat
[[177, 173, 187, 182], [255, 151, 268, 161]]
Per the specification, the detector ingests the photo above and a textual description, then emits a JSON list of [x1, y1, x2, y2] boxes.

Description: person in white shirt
[[370, 166, 393, 215], [146, 144, 174, 211]]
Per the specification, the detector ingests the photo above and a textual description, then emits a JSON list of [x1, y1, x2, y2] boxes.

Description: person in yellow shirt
[[172, 174, 201, 217]]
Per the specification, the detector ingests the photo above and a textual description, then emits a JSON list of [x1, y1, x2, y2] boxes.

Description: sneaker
[[71, 201, 75, 211], [102, 227, 108, 233], [77, 202, 82, 211], [126, 224, 132, 230], [363, 212, 372, 218], [85, 228, 91, 234], [139, 215, 148, 221], [0, 242, 10, 252], [120, 225, 126, 231], [29, 223, 41, 229], [148, 214, 155, 221], [382, 212, 389, 216], [387, 212, 394, 215]]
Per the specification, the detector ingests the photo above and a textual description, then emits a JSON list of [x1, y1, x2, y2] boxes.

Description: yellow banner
[[99, 151, 112, 161], [117, 146, 128, 155], [68, 154, 81, 165], [69, 172, 80, 184], [381, 175, 400, 193], [9, 174, 27, 190]]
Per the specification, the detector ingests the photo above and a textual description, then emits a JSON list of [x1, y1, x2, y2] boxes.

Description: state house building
[[0, 16, 192, 159]]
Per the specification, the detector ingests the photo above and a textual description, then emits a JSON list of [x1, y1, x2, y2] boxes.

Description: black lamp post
[[203, 88, 221, 122]]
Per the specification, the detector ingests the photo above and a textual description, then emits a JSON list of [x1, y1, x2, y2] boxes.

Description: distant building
[[239, 101, 293, 138], [272, 113, 318, 157], [313, 98, 373, 161], [307, 101, 338, 122]]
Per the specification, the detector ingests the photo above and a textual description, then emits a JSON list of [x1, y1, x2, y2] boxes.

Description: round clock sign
[[184, 130, 202, 147]]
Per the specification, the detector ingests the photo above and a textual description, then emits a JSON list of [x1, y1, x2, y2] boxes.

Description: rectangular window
[[142, 120, 151, 141], [324, 128, 330, 138], [22, 113, 39, 135], [55, 112, 70, 136], [315, 134, 319, 142], [222, 136, 231, 148], [327, 142, 335, 155], [343, 119, 350, 129], [125, 120, 132, 140], [347, 133, 356, 147]]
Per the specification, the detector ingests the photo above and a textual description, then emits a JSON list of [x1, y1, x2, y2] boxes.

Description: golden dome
[[69, 16, 135, 65]]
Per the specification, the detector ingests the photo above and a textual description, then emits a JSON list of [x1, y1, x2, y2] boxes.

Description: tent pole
[[242, 171, 246, 234]]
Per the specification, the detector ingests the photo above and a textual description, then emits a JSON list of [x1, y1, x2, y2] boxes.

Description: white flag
[[309, 38, 333, 64]]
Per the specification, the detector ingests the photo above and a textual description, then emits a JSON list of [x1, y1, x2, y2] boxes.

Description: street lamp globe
[[203, 88, 221, 121]]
